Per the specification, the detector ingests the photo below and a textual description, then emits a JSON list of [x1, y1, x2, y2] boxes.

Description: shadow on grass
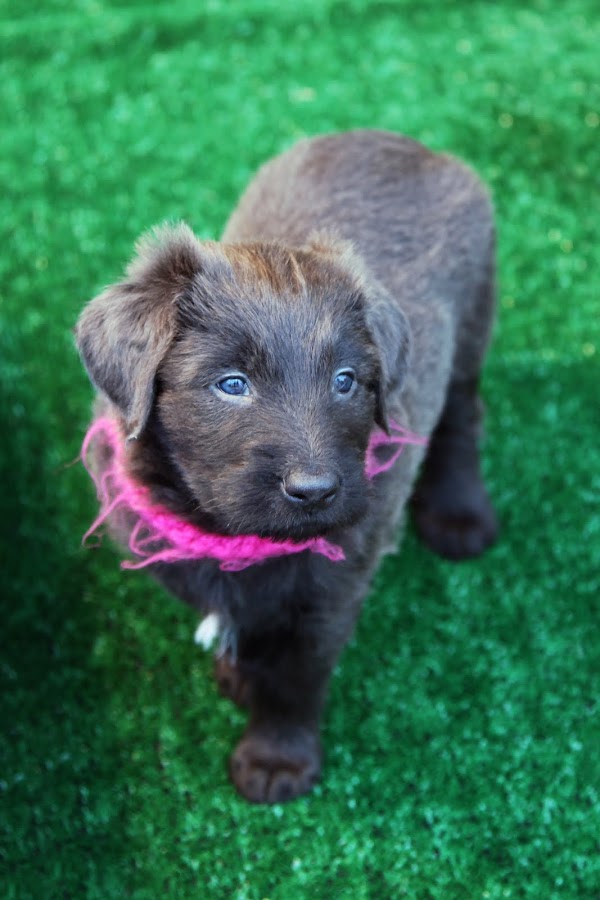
[[0, 383, 147, 895]]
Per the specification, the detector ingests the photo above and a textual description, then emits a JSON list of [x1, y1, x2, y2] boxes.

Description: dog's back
[[224, 129, 491, 275]]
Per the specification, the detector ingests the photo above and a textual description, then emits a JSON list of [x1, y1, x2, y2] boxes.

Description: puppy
[[76, 130, 498, 803]]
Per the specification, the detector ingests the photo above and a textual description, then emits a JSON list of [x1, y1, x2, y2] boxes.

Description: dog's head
[[76, 224, 411, 540]]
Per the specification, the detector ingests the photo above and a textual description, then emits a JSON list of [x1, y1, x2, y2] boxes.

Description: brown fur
[[76, 130, 498, 803]]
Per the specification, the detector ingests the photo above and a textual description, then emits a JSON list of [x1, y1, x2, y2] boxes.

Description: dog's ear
[[362, 282, 412, 432], [75, 223, 208, 439], [305, 232, 412, 432]]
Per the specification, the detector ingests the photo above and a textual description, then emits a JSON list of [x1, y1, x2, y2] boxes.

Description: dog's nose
[[282, 470, 339, 510]]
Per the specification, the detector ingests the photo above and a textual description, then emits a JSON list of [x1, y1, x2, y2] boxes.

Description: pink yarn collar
[[82, 415, 425, 572]]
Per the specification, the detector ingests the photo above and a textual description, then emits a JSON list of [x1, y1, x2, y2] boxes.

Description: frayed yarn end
[[365, 419, 428, 479]]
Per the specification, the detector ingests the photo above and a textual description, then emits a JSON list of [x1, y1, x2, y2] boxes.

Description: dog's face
[[157, 245, 381, 540], [76, 225, 411, 540]]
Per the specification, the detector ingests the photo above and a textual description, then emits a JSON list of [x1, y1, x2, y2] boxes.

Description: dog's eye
[[217, 376, 250, 396], [334, 370, 355, 395]]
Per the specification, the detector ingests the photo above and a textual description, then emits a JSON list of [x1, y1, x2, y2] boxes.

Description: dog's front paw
[[412, 484, 499, 561], [230, 725, 321, 804]]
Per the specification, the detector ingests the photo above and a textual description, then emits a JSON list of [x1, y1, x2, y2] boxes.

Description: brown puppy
[[76, 130, 498, 803]]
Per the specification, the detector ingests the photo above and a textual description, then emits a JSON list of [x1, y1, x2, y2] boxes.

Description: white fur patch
[[194, 613, 221, 649]]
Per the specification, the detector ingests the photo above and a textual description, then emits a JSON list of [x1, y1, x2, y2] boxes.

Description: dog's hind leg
[[410, 251, 499, 560]]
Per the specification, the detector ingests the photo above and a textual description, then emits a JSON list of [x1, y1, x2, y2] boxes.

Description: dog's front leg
[[225, 599, 350, 804]]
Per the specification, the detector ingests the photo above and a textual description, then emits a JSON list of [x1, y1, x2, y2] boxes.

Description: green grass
[[1, 0, 599, 897]]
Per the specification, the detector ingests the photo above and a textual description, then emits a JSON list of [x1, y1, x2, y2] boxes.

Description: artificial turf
[[1, 0, 599, 896]]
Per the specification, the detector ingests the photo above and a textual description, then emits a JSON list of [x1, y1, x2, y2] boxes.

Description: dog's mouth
[[184, 490, 356, 542], [259, 517, 340, 542], [227, 494, 367, 543]]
